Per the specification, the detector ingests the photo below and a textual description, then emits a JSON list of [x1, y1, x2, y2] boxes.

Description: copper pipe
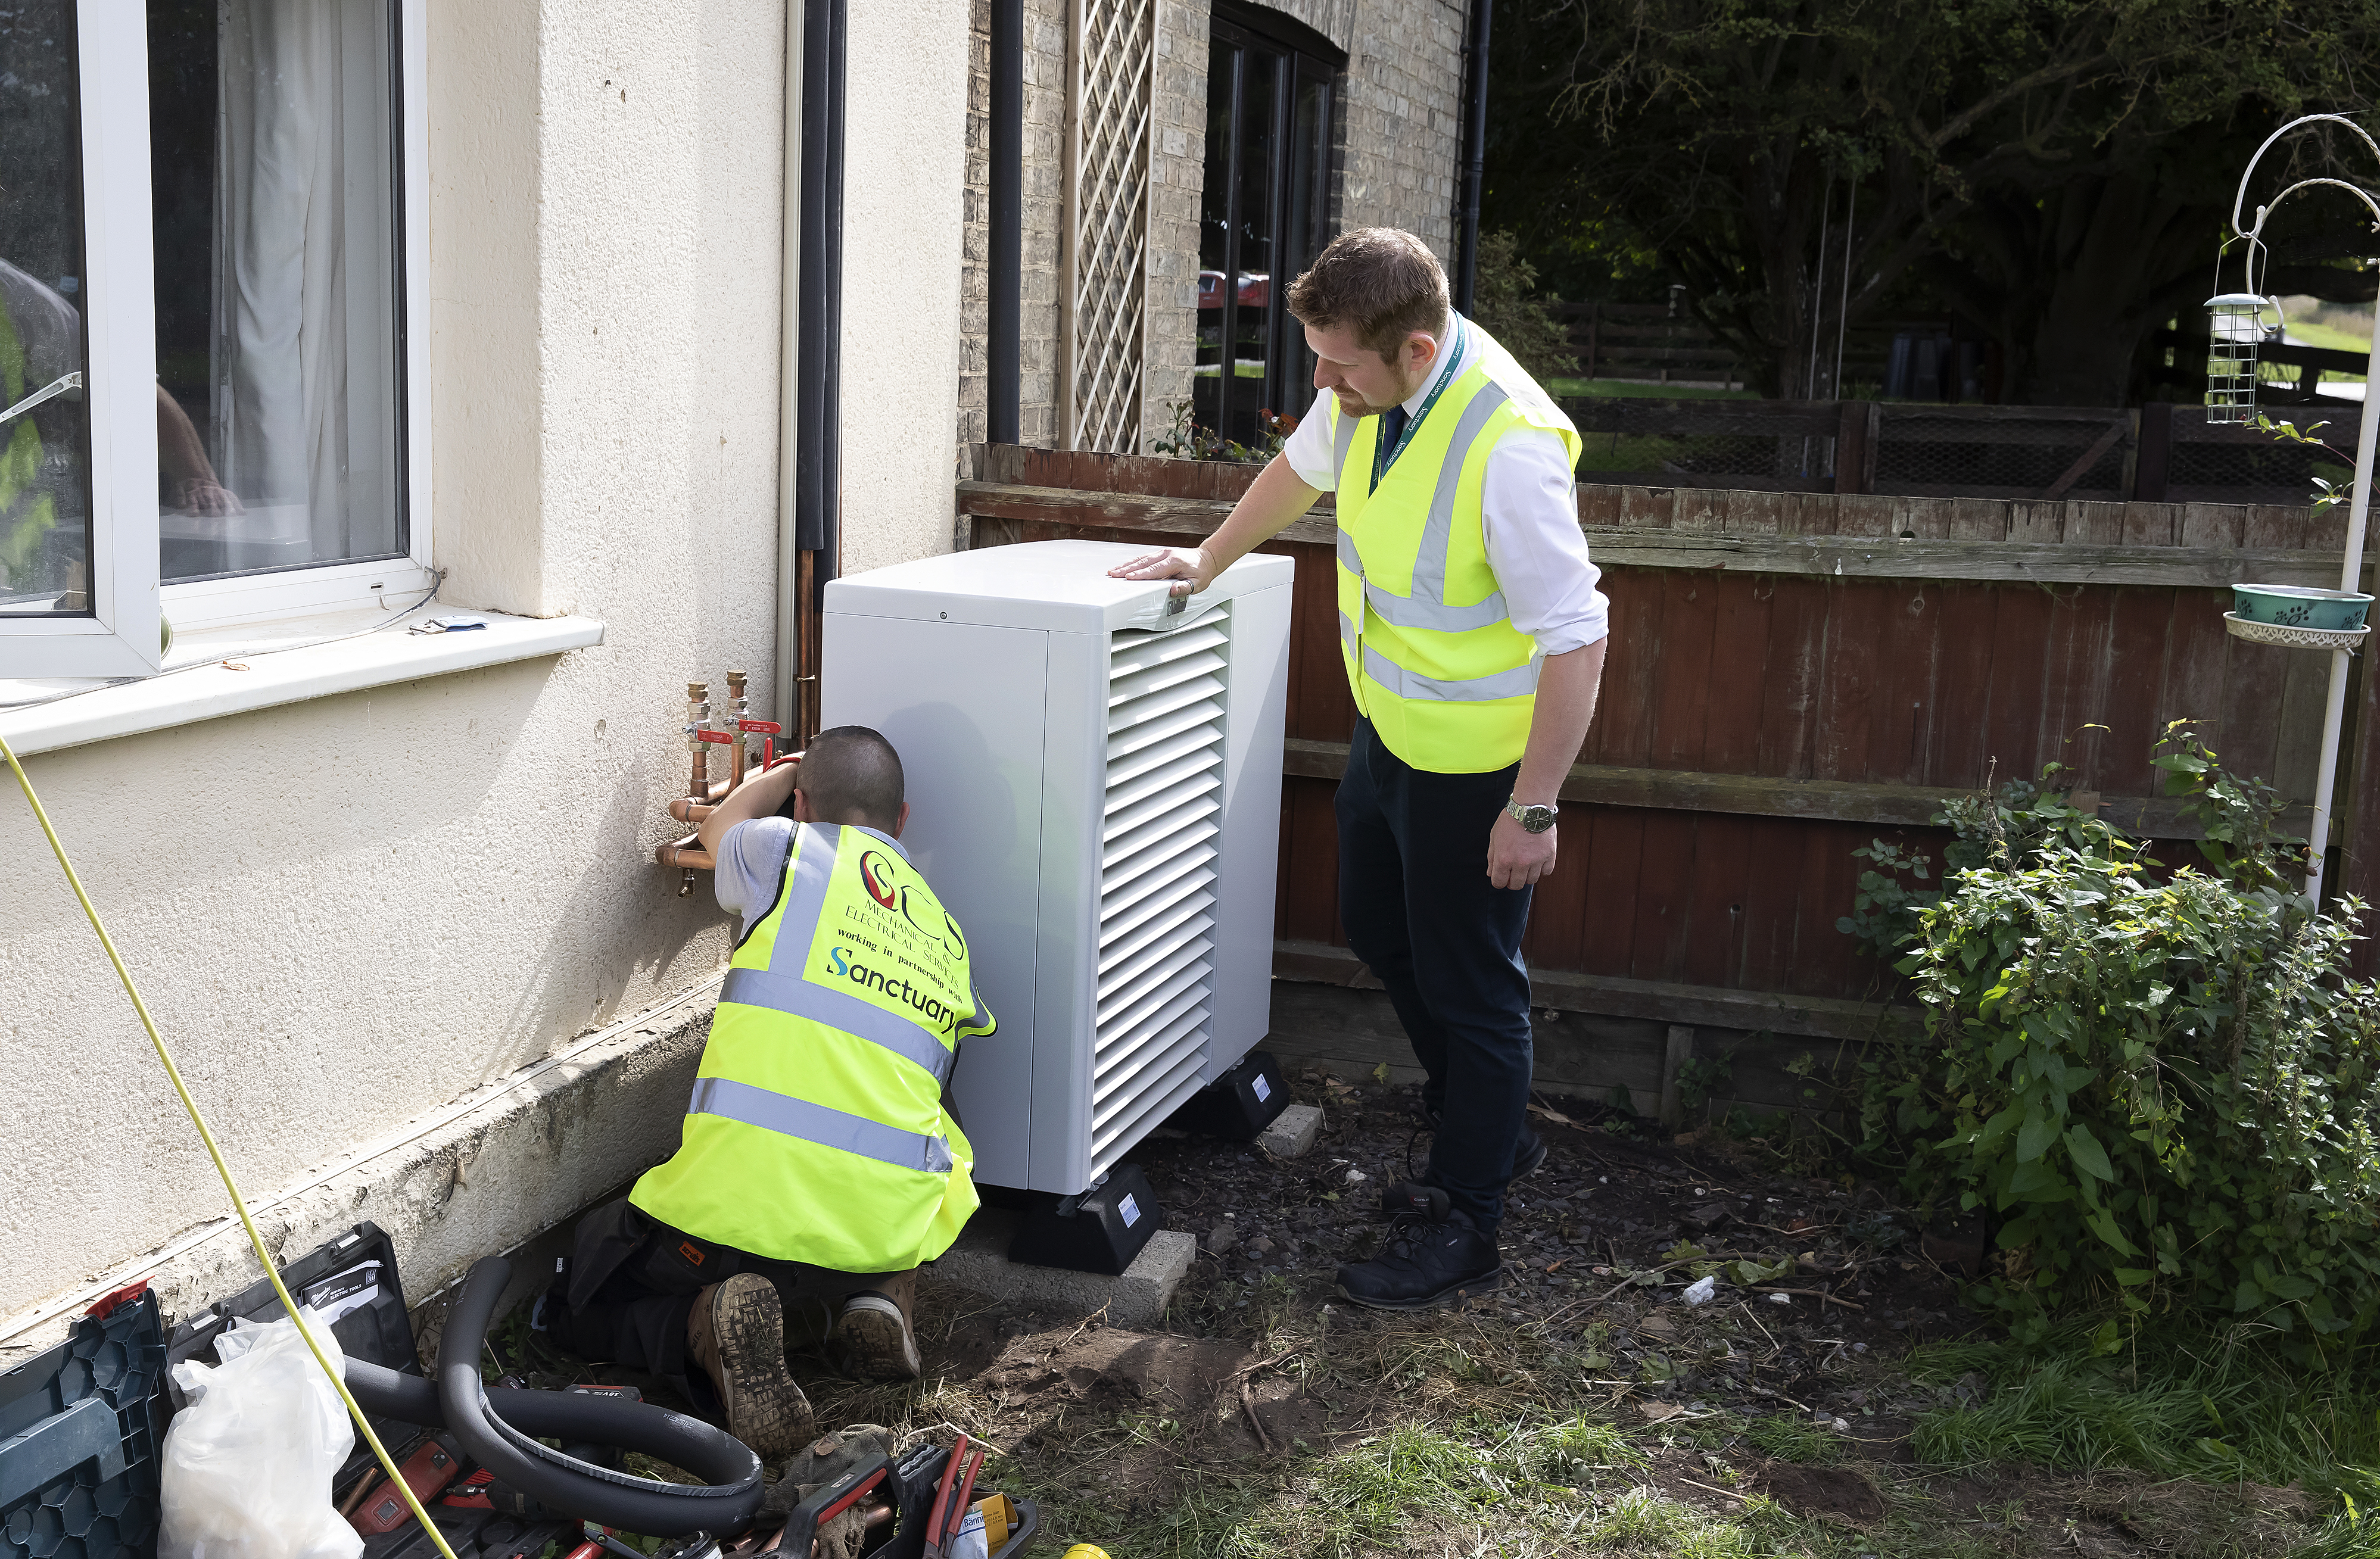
[[794, 550, 821, 746], [668, 798, 715, 825], [686, 681, 713, 798], [727, 669, 750, 790], [682, 681, 714, 894], [656, 834, 717, 872]]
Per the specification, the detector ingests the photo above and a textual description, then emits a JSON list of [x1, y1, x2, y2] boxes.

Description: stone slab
[[926, 1209, 1195, 1329], [1256, 1103, 1322, 1159]]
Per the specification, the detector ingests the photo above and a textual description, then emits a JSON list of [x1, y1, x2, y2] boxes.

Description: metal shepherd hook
[[2220, 115, 2380, 900]]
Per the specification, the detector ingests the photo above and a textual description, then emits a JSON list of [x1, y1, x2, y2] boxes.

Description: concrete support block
[[927, 1210, 1195, 1329], [1256, 1103, 1322, 1159]]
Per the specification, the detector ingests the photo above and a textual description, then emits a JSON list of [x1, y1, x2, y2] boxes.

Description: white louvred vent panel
[[1092, 603, 1232, 1178], [1096, 888, 1214, 991]]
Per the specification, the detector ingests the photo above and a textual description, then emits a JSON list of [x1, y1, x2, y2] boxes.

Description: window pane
[[1193, 43, 1235, 438], [149, 0, 401, 584], [1276, 70, 1328, 417], [0, 0, 95, 617], [1225, 48, 1275, 447]]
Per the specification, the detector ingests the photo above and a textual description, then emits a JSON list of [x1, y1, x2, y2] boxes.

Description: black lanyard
[[1368, 316, 1469, 494]]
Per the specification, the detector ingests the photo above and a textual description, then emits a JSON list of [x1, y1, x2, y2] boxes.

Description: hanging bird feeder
[[2203, 292, 2281, 425], [2208, 116, 2380, 901]]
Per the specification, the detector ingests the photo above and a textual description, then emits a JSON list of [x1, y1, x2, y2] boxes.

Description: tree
[[1484, 0, 2380, 404], [1468, 230, 1580, 385]]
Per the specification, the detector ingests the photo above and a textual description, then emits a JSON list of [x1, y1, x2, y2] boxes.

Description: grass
[[1548, 376, 1759, 399], [1906, 1321, 2380, 1505]]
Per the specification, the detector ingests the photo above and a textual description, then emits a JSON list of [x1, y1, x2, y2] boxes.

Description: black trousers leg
[[1334, 719, 1534, 1233], [541, 1198, 750, 1405]]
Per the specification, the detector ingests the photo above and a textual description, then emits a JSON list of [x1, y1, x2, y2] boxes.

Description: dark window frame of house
[[1197, 1, 1342, 450]]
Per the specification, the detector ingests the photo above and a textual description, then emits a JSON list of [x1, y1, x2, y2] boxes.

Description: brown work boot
[[831, 1269, 921, 1381], [686, 1274, 813, 1458]]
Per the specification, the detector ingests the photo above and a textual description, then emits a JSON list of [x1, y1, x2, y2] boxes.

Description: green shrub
[[1468, 231, 1578, 386], [1846, 727, 2380, 1356]]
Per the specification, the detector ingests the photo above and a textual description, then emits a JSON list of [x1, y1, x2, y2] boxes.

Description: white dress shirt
[[1280, 320, 1610, 655]]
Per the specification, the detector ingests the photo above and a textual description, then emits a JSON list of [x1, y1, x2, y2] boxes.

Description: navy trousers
[[1334, 718, 1535, 1234]]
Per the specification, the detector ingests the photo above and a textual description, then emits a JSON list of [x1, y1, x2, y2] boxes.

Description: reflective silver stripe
[[1363, 579, 1510, 633], [743, 821, 960, 1081], [1348, 383, 1519, 635], [1362, 645, 1539, 702], [1333, 405, 1361, 485], [688, 1076, 955, 1174], [719, 966, 955, 1084], [1335, 525, 1362, 575], [1416, 385, 1511, 597], [1337, 609, 1358, 646], [763, 821, 843, 981]]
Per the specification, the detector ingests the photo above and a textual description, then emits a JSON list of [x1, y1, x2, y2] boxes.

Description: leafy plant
[[1466, 229, 1579, 386], [1150, 397, 1293, 464], [1847, 725, 2380, 1355], [2254, 413, 2360, 516], [1675, 1050, 1734, 1117]]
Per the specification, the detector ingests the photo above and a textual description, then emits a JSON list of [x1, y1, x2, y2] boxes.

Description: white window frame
[[0, 0, 432, 675]]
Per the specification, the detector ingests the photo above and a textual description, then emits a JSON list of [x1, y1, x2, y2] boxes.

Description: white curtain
[[213, 0, 396, 563]]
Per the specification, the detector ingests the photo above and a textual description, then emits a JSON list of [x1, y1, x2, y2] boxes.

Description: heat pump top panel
[[821, 538, 1294, 632]]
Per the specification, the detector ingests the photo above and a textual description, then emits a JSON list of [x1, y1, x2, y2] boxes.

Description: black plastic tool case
[[164, 1224, 575, 1559], [0, 1290, 168, 1559]]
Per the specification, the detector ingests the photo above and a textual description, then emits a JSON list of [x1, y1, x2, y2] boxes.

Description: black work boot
[[686, 1274, 813, 1459], [1335, 1190, 1503, 1311], [1415, 1099, 1547, 1179]]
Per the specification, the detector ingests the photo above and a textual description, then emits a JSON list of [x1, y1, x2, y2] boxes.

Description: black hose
[[418, 1256, 762, 1535], [342, 1359, 759, 1492]]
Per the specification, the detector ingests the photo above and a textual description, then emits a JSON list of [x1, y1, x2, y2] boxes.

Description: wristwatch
[[1505, 795, 1558, 834]]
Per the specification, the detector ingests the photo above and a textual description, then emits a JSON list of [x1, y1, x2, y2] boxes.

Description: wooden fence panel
[[960, 450, 2380, 1008]]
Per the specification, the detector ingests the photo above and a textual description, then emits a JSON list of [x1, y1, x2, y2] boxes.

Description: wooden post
[[1834, 401, 1870, 494], [1659, 1024, 1696, 1128], [2134, 401, 2173, 501]]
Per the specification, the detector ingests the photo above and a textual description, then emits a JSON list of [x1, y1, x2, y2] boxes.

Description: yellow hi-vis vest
[[630, 822, 995, 1273], [1329, 321, 1584, 773]]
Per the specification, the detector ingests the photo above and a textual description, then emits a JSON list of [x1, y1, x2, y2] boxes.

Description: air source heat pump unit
[[820, 538, 1294, 1195]]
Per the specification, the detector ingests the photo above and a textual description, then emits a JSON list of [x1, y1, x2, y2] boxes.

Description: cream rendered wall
[[0, 0, 792, 1325], [837, 0, 973, 573]]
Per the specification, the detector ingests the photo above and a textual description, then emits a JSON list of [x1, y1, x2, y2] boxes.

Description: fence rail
[[1568, 397, 2357, 506], [961, 445, 2380, 1035]]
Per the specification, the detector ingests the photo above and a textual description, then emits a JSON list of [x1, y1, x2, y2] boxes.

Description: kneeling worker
[[540, 727, 992, 1457]]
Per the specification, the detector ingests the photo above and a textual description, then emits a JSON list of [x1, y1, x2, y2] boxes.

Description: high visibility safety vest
[[631, 822, 995, 1273], [1329, 320, 1584, 774]]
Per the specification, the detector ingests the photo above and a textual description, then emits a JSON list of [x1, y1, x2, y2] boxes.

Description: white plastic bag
[[158, 1309, 363, 1559]]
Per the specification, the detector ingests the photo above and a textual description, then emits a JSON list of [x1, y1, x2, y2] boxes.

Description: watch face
[[1512, 801, 1557, 833]]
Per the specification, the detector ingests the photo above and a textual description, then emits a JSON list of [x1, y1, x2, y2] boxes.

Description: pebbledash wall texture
[[958, 0, 1471, 460]]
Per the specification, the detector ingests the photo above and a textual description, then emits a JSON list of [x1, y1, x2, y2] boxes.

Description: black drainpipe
[[793, 0, 846, 740], [795, 0, 845, 575], [989, 0, 1022, 445], [1451, 0, 1493, 314]]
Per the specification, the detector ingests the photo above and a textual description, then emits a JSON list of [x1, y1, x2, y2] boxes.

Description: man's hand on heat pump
[[1107, 547, 1214, 598]]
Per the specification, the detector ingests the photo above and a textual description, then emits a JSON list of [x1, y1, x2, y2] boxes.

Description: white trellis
[[1059, 0, 1154, 453]]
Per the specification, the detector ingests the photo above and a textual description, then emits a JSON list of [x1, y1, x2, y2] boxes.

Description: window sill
[[0, 606, 605, 757]]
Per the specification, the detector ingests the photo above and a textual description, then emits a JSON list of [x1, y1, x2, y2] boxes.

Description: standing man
[[539, 728, 993, 1455], [1111, 227, 1606, 1310]]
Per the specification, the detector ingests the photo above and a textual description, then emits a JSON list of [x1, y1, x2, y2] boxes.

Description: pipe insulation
[[419, 1257, 763, 1535]]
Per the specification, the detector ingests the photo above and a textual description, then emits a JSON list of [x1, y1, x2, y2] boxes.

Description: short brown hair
[[788, 725, 905, 830], [1285, 228, 1451, 360]]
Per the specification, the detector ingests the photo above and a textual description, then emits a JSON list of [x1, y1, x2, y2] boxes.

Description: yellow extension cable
[[1, 730, 463, 1559]]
